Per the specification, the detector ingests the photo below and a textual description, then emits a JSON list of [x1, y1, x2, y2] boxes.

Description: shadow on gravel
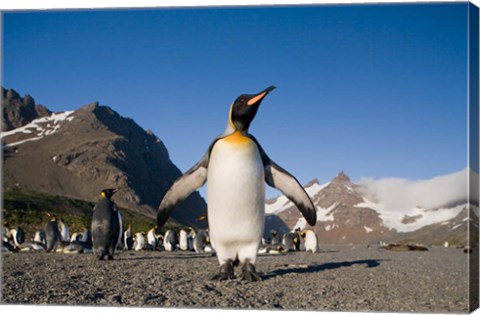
[[263, 259, 386, 280]]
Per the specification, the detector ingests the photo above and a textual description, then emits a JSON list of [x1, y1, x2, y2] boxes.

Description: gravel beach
[[1, 245, 471, 313]]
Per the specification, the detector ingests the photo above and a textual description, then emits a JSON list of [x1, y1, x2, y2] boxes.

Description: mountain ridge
[[2, 87, 207, 228], [265, 169, 475, 246]]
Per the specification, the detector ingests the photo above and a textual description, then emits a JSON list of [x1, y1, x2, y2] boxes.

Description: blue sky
[[2, 3, 470, 197]]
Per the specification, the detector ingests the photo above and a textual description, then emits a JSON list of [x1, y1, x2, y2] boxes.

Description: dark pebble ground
[[1, 245, 472, 313]]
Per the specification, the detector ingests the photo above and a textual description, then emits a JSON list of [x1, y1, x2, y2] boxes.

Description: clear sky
[[2, 2, 470, 197]]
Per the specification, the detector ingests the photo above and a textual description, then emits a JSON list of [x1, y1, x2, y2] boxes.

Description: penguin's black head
[[46, 212, 57, 221], [100, 188, 118, 199], [229, 86, 276, 132]]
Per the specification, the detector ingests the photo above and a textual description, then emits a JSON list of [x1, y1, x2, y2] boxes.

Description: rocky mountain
[[2, 87, 52, 131], [265, 170, 476, 246], [2, 88, 207, 228]]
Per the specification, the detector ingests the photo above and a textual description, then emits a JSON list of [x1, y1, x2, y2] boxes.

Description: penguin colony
[[2, 215, 93, 254], [2, 217, 318, 256], [2, 187, 236, 255], [2, 87, 322, 282]]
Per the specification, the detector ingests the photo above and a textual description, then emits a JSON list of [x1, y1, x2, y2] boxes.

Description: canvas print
[[1, 1, 479, 313]]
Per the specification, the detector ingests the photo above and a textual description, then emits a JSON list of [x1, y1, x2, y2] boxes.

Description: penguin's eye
[[239, 98, 245, 103]]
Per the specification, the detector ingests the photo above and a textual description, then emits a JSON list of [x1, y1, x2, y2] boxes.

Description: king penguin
[[163, 229, 178, 252], [179, 229, 189, 251], [156, 86, 316, 281], [301, 229, 318, 253], [147, 227, 158, 250], [133, 232, 146, 251], [270, 229, 281, 246], [124, 224, 134, 250], [91, 188, 123, 260], [45, 213, 62, 252]]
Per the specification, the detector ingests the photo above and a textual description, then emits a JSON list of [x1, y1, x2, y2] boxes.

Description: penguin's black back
[[194, 229, 208, 252], [91, 198, 121, 259], [14, 227, 25, 244], [283, 233, 295, 251], [125, 236, 134, 250], [271, 233, 281, 246], [45, 221, 61, 252], [165, 229, 178, 245]]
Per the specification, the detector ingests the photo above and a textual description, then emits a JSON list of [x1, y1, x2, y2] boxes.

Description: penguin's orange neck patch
[[228, 104, 235, 129], [223, 130, 251, 145]]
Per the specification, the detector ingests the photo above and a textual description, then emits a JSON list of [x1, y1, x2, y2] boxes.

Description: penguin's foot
[[107, 254, 114, 260], [240, 260, 262, 282], [211, 259, 235, 281]]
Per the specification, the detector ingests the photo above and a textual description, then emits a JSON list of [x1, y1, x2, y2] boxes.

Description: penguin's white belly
[[147, 232, 156, 247], [305, 231, 318, 253], [207, 135, 265, 262], [179, 231, 188, 250], [134, 235, 145, 251]]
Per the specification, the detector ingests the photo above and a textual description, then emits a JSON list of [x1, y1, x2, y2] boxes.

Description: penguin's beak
[[110, 188, 119, 197], [247, 86, 276, 106]]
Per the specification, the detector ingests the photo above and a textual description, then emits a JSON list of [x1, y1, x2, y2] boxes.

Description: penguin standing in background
[[156, 86, 316, 282], [155, 233, 164, 251], [45, 213, 62, 252], [179, 229, 189, 251], [293, 228, 302, 251], [301, 229, 318, 253], [193, 229, 209, 253], [163, 229, 178, 252], [91, 188, 123, 260], [270, 229, 281, 246], [282, 232, 299, 252], [58, 220, 70, 243], [124, 224, 134, 250], [147, 227, 158, 250], [133, 232, 146, 251], [187, 228, 196, 251]]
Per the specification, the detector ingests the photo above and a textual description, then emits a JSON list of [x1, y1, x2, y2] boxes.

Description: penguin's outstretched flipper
[[157, 153, 209, 227], [250, 136, 317, 226]]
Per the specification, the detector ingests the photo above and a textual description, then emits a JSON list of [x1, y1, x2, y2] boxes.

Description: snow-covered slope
[[355, 198, 466, 233], [265, 180, 329, 214], [265, 169, 473, 245], [2, 111, 75, 147]]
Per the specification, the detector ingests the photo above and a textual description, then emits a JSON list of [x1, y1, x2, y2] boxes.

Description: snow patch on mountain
[[4, 136, 45, 148], [2, 111, 74, 147], [265, 181, 329, 214], [378, 204, 466, 233], [354, 196, 466, 233], [292, 202, 336, 230], [364, 226, 373, 233], [354, 197, 380, 211]]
